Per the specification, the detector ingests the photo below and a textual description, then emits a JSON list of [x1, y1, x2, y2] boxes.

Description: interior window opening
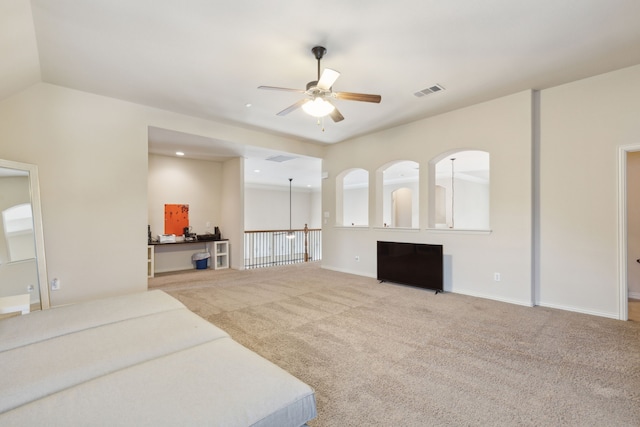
[[336, 168, 369, 226], [379, 160, 419, 228], [431, 150, 490, 230]]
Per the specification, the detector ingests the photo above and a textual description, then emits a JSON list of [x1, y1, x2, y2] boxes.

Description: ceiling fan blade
[[317, 68, 340, 90], [258, 86, 305, 93], [335, 92, 382, 103], [276, 99, 308, 116], [330, 107, 344, 123]]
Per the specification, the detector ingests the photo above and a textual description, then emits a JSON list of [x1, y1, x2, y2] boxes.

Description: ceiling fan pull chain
[[317, 116, 326, 132]]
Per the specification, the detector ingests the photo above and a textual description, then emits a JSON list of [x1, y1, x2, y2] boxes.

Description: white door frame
[[617, 144, 640, 321]]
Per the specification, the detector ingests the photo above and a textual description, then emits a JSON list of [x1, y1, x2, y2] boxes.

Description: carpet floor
[[149, 263, 640, 426]]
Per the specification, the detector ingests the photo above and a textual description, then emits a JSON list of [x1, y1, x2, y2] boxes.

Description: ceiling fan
[[258, 46, 381, 123]]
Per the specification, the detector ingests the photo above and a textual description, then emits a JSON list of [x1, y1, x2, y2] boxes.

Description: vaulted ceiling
[[3, 0, 640, 186]]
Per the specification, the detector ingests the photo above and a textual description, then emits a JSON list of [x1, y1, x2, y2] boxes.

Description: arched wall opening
[[336, 168, 369, 226], [376, 160, 419, 228], [429, 150, 490, 230]]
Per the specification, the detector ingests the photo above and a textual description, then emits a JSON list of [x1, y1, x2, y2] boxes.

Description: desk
[[149, 240, 229, 274]]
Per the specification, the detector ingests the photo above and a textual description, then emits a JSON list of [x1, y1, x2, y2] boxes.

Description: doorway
[[626, 149, 640, 321], [619, 145, 640, 321]]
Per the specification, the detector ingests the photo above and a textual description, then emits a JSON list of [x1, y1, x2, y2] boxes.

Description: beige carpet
[[149, 263, 640, 426]]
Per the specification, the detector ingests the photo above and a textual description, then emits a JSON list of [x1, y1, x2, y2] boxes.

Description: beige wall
[[0, 83, 323, 306], [539, 64, 640, 317], [148, 154, 223, 237], [245, 186, 321, 230], [221, 157, 244, 270], [322, 91, 534, 306], [321, 64, 640, 319], [2, 63, 638, 318], [0, 84, 149, 305], [148, 153, 224, 272]]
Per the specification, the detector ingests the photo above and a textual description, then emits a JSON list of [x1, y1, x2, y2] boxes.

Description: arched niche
[[428, 150, 490, 230], [376, 160, 419, 228], [336, 168, 369, 226]]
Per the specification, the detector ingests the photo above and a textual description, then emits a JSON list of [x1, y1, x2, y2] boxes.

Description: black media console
[[377, 241, 443, 293]]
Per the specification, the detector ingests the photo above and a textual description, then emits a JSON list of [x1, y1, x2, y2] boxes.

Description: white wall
[[322, 91, 533, 307], [148, 154, 223, 237], [221, 157, 245, 270], [434, 176, 490, 230], [343, 187, 368, 226], [321, 64, 640, 319], [539, 64, 640, 318], [382, 181, 419, 228], [148, 153, 223, 272], [0, 84, 149, 305], [3, 64, 638, 319], [0, 83, 324, 306], [245, 185, 321, 230]]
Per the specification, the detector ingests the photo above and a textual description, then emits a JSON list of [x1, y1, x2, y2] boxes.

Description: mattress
[[0, 290, 316, 426]]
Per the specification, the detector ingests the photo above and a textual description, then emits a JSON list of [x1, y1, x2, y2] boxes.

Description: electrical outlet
[[494, 272, 501, 282], [51, 278, 61, 291], [355, 255, 360, 262]]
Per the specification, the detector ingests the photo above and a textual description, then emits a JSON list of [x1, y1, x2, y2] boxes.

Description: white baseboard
[[537, 301, 619, 319], [321, 265, 376, 279], [320, 265, 628, 319], [629, 291, 640, 299], [453, 289, 534, 307]]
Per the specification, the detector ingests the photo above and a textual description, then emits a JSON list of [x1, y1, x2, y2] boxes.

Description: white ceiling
[[3, 0, 640, 187]]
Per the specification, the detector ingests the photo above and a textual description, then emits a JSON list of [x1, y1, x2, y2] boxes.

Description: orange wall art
[[164, 204, 189, 235]]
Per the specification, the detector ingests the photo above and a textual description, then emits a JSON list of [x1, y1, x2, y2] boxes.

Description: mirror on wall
[[0, 159, 49, 313]]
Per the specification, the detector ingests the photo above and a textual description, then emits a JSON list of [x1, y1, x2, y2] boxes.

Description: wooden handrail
[[244, 228, 321, 233]]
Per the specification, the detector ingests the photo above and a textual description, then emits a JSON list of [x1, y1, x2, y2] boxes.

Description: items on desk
[[151, 226, 221, 243], [183, 226, 196, 242], [158, 234, 176, 243], [197, 226, 221, 241]]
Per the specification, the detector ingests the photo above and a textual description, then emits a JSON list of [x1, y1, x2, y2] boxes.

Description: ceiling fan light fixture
[[259, 45, 380, 123], [302, 97, 335, 118]]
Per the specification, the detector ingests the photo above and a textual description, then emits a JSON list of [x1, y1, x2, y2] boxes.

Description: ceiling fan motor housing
[[311, 46, 326, 60]]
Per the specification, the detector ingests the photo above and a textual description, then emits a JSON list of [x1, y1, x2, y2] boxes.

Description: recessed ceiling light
[[246, 103, 252, 108], [254, 169, 260, 173], [176, 151, 185, 156]]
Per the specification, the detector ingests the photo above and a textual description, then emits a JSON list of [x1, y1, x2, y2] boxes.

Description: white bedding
[[0, 290, 316, 426]]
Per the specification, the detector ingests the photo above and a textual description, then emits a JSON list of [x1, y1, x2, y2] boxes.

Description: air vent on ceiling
[[266, 155, 297, 163], [414, 84, 445, 97]]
